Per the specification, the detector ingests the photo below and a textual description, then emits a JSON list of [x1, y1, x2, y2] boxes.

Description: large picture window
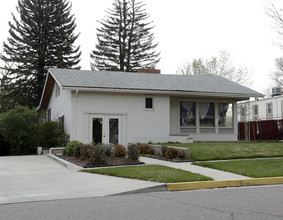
[[199, 102, 214, 127], [180, 102, 196, 126], [218, 103, 233, 128]]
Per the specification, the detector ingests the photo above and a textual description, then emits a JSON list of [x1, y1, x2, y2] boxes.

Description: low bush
[[178, 150, 186, 160], [165, 147, 178, 159], [127, 144, 140, 161], [139, 143, 155, 155], [73, 145, 82, 158], [80, 144, 92, 160], [88, 144, 107, 166], [105, 144, 114, 157], [161, 145, 168, 157], [114, 144, 127, 158], [64, 140, 83, 156]]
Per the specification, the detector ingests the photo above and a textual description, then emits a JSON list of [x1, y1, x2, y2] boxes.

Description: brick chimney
[[137, 68, 161, 74]]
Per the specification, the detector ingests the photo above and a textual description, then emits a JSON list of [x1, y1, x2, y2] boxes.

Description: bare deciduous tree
[[177, 51, 252, 86]]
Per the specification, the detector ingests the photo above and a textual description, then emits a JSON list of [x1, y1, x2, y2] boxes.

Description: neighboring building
[[37, 68, 262, 145], [238, 88, 283, 122]]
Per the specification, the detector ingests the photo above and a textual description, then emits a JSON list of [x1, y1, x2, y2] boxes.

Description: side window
[[145, 97, 153, 109], [59, 115, 64, 132], [267, 103, 272, 114], [47, 108, 51, 121], [55, 82, 60, 98]]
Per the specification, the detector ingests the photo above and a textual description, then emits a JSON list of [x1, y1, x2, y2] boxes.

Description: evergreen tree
[[91, 0, 160, 72], [1, 0, 81, 108]]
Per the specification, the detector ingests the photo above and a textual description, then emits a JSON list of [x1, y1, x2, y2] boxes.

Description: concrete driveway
[[0, 155, 162, 204]]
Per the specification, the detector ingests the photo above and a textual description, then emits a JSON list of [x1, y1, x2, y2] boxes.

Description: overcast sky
[[1, 0, 283, 95]]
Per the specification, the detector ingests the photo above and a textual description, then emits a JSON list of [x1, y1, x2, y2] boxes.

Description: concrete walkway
[[139, 157, 250, 180], [0, 155, 163, 204]]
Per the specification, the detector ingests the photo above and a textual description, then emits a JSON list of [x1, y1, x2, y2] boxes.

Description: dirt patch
[[58, 155, 144, 168]]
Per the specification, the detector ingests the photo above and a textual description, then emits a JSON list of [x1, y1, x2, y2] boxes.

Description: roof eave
[[62, 86, 263, 100]]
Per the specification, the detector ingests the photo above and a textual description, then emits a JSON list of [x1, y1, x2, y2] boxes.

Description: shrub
[[105, 144, 114, 157], [80, 144, 92, 160], [73, 145, 82, 158], [178, 150, 186, 160], [127, 144, 140, 161], [139, 144, 155, 155], [0, 133, 10, 156], [0, 106, 39, 155], [88, 144, 107, 166], [161, 145, 168, 157], [64, 140, 83, 156], [114, 144, 127, 158], [39, 121, 69, 148], [165, 147, 178, 159]]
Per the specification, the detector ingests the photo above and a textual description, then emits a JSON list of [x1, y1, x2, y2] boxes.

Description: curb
[[167, 177, 283, 191], [47, 154, 82, 171], [112, 184, 167, 196]]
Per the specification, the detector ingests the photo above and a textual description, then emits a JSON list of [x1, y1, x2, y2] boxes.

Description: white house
[[239, 91, 283, 122], [38, 68, 263, 145]]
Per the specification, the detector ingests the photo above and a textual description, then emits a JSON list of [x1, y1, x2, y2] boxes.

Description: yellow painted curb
[[242, 177, 283, 186], [167, 177, 283, 191]]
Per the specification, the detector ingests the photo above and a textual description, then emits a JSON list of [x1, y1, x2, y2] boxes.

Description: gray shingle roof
[[49, 68, 263, 97]]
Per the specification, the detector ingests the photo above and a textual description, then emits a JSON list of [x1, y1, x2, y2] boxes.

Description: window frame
[[47, 108, 51, 121], [180, 101, 196, 127], [55, 82, 60, 98], [267, 103, 272, 114], [145, 97, 153, 110], [199, 102, 215, 128], [218, 103, 233, 128]]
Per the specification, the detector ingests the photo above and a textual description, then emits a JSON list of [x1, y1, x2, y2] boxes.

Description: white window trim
[[144, 97, 154, 111]]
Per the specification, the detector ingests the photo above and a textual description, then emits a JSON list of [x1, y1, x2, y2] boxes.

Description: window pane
[[109, 118, 119, 144], [93, 118, 103, 144], [218, 103, 233, 128], [145, 98, 153, 109], [180, 102, 196, 126], [200, 102, 214, 127]]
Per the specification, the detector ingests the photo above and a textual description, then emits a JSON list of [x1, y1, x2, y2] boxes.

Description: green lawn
[[81, 165, 212, 183], [162, 142, 283, 161], [193, 158, 283, 178]]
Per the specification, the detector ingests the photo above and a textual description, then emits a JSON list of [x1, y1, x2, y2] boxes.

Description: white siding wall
[[47, 84, 72, 135], [73, 91, 170, 145], [239, 95, 283, 121]]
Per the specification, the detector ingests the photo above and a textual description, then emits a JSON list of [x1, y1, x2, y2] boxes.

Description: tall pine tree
[[1, 0, 81, 108], [90, 0, 160, 72]]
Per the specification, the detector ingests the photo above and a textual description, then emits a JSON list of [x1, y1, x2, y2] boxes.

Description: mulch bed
[[58, 155, 144, 168]]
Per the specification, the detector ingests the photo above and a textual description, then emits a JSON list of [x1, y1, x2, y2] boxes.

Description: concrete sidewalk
[[139, 157, 250, 180]]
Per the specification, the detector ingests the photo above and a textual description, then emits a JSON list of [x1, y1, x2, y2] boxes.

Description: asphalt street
[[1, 185, 283, 220]]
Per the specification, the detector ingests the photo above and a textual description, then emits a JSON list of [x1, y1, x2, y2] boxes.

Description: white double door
[[92, 115, 121, 145]]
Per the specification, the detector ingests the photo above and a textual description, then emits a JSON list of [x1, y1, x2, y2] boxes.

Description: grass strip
[[161, 142, 283, 161], [81, 165, 212, 183], [193, 158, 283, 178]]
